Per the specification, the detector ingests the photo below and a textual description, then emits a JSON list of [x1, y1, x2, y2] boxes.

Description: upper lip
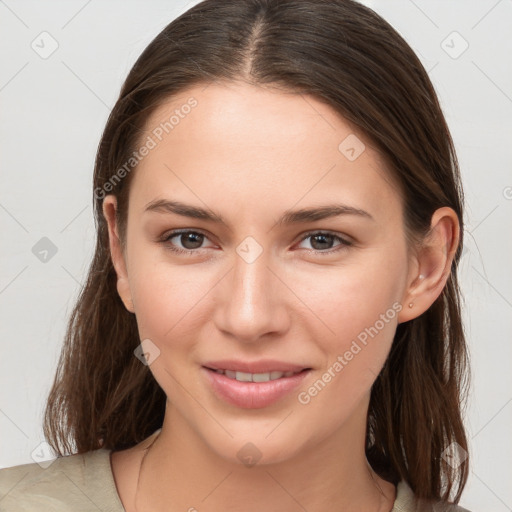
[[203, 359, 311, 374]]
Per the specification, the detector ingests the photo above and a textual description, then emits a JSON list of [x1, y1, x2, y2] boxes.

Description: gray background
[[1, 1, 511, 510]]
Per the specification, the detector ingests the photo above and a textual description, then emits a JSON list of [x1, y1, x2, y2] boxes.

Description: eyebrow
[[144, 199, 374, 226]]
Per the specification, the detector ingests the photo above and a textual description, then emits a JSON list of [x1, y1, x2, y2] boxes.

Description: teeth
[[219, 369, 298, 382], [250, 372, 269, 382], [236, 371, 253, 382]]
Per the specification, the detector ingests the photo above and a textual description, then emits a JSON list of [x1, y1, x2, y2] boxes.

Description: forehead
[[128, 81, 402, 225]]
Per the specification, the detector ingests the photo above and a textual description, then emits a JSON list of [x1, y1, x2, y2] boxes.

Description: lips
[[201, 359, 313, 408], [211, 368, 302, 382], [203, 359, 310, 374]]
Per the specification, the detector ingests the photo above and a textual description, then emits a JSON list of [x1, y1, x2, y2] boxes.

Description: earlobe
[[398, 207, 459, 323], [116, 276, 135, 313], [102, 195, 135, 314]]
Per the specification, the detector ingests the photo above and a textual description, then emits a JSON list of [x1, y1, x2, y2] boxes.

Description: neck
[[133, 399, 396, 512]]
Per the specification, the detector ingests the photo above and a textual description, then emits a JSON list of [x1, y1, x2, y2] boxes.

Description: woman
[[0, 0, 472, 510]]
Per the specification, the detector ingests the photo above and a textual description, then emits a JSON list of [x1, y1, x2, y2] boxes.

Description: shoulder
[[0, 449, 125, 511], [393, 480, 473, 512]]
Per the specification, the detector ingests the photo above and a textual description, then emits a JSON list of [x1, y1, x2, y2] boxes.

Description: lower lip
[[202, 367, 311, 409]]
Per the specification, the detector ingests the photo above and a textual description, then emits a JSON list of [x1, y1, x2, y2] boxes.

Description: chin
[[201, 428, 307, 469]]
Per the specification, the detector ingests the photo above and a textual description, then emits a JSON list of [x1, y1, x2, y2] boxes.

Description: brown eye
[[175, 232, 205, 250], [161, 230, 210, 254], [297, 231, 352, 255], [309, 233, 336, 250]]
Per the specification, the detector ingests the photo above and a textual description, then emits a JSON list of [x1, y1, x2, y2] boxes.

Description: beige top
[[0, 449, 471, 512]]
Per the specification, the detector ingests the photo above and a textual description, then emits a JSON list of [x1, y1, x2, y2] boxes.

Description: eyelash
[[159, 229, 353, 257]]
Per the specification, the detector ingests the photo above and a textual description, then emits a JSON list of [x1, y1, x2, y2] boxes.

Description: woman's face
[[105, 81, 418, 465]]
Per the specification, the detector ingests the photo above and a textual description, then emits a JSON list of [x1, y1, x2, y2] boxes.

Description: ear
[[102, 195, 135, 314], [397, 207, 459, 323]]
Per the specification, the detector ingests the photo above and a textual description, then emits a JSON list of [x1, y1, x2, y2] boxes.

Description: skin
[[103, 81, 459, 512]]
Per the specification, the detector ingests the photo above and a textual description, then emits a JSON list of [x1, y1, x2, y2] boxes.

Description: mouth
[[203, 367, 311, 382], [201, 365, 312, 409]]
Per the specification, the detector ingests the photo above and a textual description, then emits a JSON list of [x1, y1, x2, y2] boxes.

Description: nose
[[214, 242, 290, 343]]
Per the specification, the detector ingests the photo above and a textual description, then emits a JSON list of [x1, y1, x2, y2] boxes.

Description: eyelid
[[296, 229, 354, 246], [159, 228, 354, 255], [159, 228, 216, 249]]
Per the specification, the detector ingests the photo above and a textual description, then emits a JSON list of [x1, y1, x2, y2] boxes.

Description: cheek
[[128, 261, 213, 398], [295, 279, 401, 425], [130, 261, 211, 343], [293, 248, 406, 341], [290, 247, 406, 400], [126, 225, 214, 335]]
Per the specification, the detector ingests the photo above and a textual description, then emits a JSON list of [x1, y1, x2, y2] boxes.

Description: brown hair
[[44, 0, 470, 505]]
